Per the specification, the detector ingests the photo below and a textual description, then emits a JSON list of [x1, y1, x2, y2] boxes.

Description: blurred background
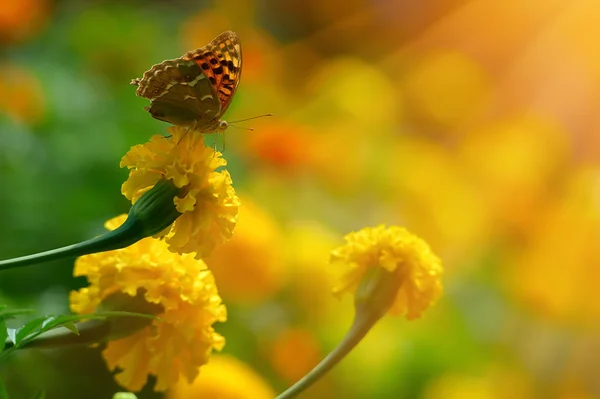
[[1, 0, 600, 398]]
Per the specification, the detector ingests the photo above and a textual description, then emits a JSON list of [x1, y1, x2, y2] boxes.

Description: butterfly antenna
[[228, 124, 254, 132], [228, 113, 273, 124]]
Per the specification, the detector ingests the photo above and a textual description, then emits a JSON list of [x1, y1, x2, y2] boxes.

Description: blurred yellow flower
[[70, 215, 227, 392], [460, 113, 569, 238], [392, 135, 491, 266], [403, 51, 490, 129], [121, 126, 240, 258], [168, 355, 275, 399], [309, 124, 367, 194], [423, 368, 533, 399], [331, 225, 443, 319], [304, 57, 399, 127], [284, 221, 339, 322], [509, 167, 600, 323], [205, 198, 284, 303]]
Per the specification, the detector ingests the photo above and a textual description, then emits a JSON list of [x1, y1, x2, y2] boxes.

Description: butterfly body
[[131, 31, 241, 133]]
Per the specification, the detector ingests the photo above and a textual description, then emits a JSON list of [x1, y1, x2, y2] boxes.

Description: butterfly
[[131, 30, 241, 133]]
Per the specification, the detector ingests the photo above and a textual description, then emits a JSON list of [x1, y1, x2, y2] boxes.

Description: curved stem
[[0, 217, 143, 271], [275, 314, 378, 399]]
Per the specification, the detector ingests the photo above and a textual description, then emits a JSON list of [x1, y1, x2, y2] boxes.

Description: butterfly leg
[[176, 121, 197, 145], [211, 134, 218, 157], [220, 132, 226, 154]]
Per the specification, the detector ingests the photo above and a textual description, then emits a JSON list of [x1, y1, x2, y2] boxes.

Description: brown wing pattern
[[133, 58, 205, 100], [131, 57, 222, 127], [182, 30, 242, 114]]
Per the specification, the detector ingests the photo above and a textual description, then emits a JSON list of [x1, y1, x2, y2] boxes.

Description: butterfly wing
[[182, 30, 242, 116], [132, 57, 221, 127], [131, 30, 241, 131]]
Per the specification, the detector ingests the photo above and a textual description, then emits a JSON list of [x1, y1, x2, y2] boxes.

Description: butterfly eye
[[218, 121, 229, 131]]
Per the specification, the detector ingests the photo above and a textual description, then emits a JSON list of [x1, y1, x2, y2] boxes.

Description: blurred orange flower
[[238, 122, 316, 172], [268, 328, 321, 384], [0, 64, 45, 124], [0, 0, 48, 43]]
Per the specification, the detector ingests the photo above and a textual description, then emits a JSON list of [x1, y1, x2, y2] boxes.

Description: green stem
[[275, 314, 377, 399], [0, 217, 143, 271], [0, 179, 182, 271]]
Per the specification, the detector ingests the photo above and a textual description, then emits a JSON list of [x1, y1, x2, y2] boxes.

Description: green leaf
[[16, 315, 82, 348], [14, 317, 47, 346], [38, 314, 93, 332], [6, 329, 16, 345], [1, 311, 160, 351], [61, 322, 79, 335]]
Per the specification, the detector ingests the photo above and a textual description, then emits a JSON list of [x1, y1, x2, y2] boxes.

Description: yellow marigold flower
[[120, 125, 240, 258], [331, 225, 443, 320], [70, 215, 227, 392], [168, 355, 275, 399]]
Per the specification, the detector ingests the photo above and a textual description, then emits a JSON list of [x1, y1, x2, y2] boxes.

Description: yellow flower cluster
[[120, 125, 240, 258], [70, 215, 226, 392], [331, 225, 443, 319]]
